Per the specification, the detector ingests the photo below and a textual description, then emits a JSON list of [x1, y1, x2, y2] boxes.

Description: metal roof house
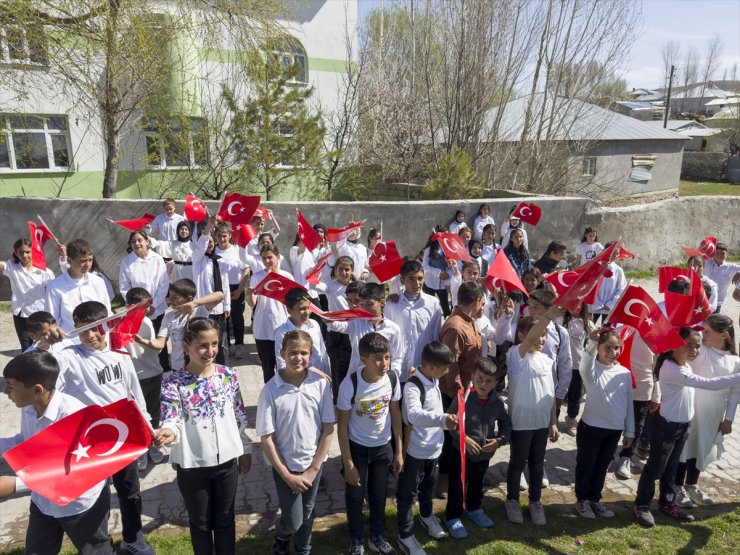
[[643, 120, 721, 151], [481, 94, 688, 198]]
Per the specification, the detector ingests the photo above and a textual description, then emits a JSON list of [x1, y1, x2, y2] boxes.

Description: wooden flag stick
[[36, 214, 61, 246]]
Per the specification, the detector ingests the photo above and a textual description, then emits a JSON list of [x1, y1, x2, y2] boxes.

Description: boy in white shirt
[[146, 198, 184, 260], [337, 333, 403, 555], [0, 351, 115, 555], [275, 288, 330, 374]]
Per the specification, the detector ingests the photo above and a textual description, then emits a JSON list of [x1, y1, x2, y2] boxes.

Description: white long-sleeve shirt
[[328, 318, 405, 378], [580, 345, 635, 436], [249, 268, 289, 340], [589, 262, 627, 315], [45, 271, 111, 331], [473, 215, 495, 241], [403, 371, 447, 460], [118, 251, 169, 318], [331, 241, 368, 281], [274, 318, 330, 374], [3, 259, 55, 317], [192, 233, 231, 316], [703, 259, 740, 306]]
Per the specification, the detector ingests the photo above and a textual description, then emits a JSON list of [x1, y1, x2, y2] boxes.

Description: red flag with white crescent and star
[[682, 235, 717, 260], [232, 223, 257, 248], [511, 202, 542, 226], [658, 266, 694, 293], [109, 298, 152, 354], [305, 250, 333, 285], [184, 192, 208, 222], [369, 241, 404, 283], [325, 221, 365, 243], [217, 192, 260, 227], [252, 271, 306, 304], [3, 399, 151, 505], [664, 271, 712, 327], [554, 241, 619, 313], [309, 305, 376, 322], [484, 248, 528, 296], [110, 213, 156, 232], [28, 221, 55, 271], [432, 232, 472, 262], [296, 209, 324, 251]]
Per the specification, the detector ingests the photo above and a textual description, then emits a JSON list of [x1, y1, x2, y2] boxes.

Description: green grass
[[0, 302, 10, 314], [679, 179, 740, 196], [10, 504, 737, 555]]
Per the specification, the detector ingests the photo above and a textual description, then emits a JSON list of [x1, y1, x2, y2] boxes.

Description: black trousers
[[438, 393, 454, 474], [396, 455, 437, 538], [228, 284, 246, 346], [423, 284, 450, 317], [13, 313, 33, 351], [566, 369, 583, 418], [574, 421, 622, 502], [345, 440, 393, 540], [634, 413, 689, 507], [151, 313, 171, 373], [675, 458, 701, 487], [25, 487, 114, 555], [138, 374, 162, 428], [327, 331, 352, 402], [445, 449, 490, 520], [619, 400, 651, 458], [176, 459, 239, 555], [209, 313, 228, 366], [507, 428, 548, 502], [111, 461, 144, 543], [255, 338, 277, 383]]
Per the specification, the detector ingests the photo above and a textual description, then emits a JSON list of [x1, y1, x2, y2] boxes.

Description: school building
[[0, 1, 358, 200]]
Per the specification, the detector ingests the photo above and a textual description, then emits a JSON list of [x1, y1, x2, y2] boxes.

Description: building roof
[[615, 101, 653, 111], [643, 120, 721, 137], [482, 94, 688, 142], [705, 97, 740, 106], [673, 84, 735, 100]]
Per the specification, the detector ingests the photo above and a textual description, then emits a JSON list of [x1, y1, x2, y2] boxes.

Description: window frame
[[273, 39, 308, 85], [143, 117, 209, 170], [0, 114, 73, 172], [0, 24, 48, 68], [582, 156, 597, 177]]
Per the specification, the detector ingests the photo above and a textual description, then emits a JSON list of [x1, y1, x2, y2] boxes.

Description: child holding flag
[[445, 358, 511, 539]]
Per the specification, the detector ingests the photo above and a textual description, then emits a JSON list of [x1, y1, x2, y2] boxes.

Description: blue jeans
[[273, 467, 323, 554]]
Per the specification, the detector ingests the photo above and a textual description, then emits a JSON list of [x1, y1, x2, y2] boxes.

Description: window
[[144, 117, 208, 168], [582, 157, 597, 177], [629, 154, 656, 183], [0, 25, 48, 67], [0, 114, 72, 171], [274, 39, 307, 84]]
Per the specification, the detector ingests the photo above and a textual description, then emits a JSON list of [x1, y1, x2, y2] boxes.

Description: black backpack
[[350, 370, 399, 406]]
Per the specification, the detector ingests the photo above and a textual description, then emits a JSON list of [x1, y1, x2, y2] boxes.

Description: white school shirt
[[288, 246, 319, 297], [274, 319, 330, 374], [249, 268, 290, 340], [500, 226, 529, 250], [703, 259, 740, 305], [589, 262, 626, 315], [629, 333, 656, 402], [403, 372, 448, 460], [246, 229, 279, 257], [256, 369, 335, 472], [337, 369, 401, 447], [169, 240, 194, 283], [329, 318, 405, 378], [473, 215, 495, 241], [158, 310, 189, 371], [0, 392, 106, 518], [383, 292, 442, 381], [54, 343, 150, 421], [313, 279, 349, 311], [657, 359, 740, 424], [579, 347, 635, 436], [215, 245, 248, 287], [45, 271, 111, 331], [148, 212, 185, 241], [701, 276, 718, 312], [481, 243, 499, 268], [2, 260, 54, 317], [192, 234, 231, 316], [448, 221, 468, 235], [422, 247, 451, 290], [332, 241, 368, 281], [478, 314, 496, 359], [119, 251, 169, 318], [506, 347, 555, 430], [575, 241, 604, 265], [126, 316, 162, 380]]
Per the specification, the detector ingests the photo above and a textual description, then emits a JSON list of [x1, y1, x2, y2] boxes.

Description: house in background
[[643, 120, 722, 151], [704, 97, 739, 116], [612, 101, 655, 121], [668, 83, 736, 115]]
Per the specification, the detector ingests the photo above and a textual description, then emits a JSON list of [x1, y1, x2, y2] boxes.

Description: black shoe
[[660, 503, 695, 522], [272, 535, 290, 555]]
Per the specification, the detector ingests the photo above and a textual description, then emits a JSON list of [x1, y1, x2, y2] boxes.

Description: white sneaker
[[397, 535, 426, 555], [615, 456, 631, 479], [686, 484, 714, 506], [541, 467, 549, 488], [519, 472, 528, 491], [565, 417, 578, 437], [136, 454, 148, 472], [673, 486, 693, 508], [419, 514, 445, 539], [148, 444, 165, 464]]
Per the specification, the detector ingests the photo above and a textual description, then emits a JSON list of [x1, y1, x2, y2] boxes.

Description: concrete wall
[[681, 152, 728, 181], [1, 195, 738, 300]]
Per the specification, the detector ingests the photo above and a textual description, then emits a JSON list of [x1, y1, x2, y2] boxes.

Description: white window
[[144, 117, 208, 168], [582, 156, 597, 177], [0, 25, 47, 67], [0, 115, 71, 171], [274, 39, 307, 84], [629, 154, 656, 183]]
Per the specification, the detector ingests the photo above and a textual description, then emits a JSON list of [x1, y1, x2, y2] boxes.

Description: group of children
[[1, 198, 740, 555]]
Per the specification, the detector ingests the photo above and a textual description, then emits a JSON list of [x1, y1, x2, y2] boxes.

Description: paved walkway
[[0, 280, 738, 551]]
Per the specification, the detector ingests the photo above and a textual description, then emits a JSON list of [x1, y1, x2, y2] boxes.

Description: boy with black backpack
[[396, 342, 458, 555]]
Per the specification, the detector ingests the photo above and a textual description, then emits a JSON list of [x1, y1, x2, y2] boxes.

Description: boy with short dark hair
[[23, 311, 68, 353], [396, 341, 457, 555], [147, 198, 184, 261], [337, 333, 403, 555], [0, 351, 116, 554]]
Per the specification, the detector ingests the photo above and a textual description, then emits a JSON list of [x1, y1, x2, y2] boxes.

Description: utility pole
[[663, 65, 675, 128]]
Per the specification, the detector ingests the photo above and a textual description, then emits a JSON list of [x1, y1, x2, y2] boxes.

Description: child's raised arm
[[517, 306, 565, 358]]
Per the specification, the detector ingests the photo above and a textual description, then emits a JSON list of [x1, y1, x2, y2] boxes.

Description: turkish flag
[[217, 192, 260, 227], [3, 399, 151, 505], [253, 271, 306, 304], [111, 213, 155, 232], [28, 221, 55, 271], [682, 235, 717, 260], [232, 223, 257, 248], [617, 245, 637, 260], [109, 298, 152, 354], [616, 327, 637, 388], [658, 266, 694, 293], [369, 241, 404, 283], [484, 248, 528, 296], [606, 285, 684, 353], [545, 269, 582, 296], [511, 202, 542, 226], [309, 305, 376, 322], [184, 192, 208, 222], [305, 250, 333, 285], [432, 232, 472, 262], [325, 221, 365, 243], [665, 272, 712, 327], [296, 209, 324, 251], [554, 241, 619, 313], [254, 206, 271, 220]]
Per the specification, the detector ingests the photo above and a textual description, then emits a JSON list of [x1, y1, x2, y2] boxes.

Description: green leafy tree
[[422, 148, 485, 199], [222, 44, 326, 200]]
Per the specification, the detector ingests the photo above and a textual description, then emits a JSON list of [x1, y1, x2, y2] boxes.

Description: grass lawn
[[17, 503, 738, 555], [679, 179, 740, 196]]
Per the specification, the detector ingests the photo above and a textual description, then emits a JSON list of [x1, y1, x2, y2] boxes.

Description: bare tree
[[679, 46, 699, 97], [695, 34, 723, 112], [660, 40, 681, 92]]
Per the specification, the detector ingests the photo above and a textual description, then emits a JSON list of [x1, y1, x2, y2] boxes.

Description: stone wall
[[1, 195, 738, 300], [681, 152, 728, 181]]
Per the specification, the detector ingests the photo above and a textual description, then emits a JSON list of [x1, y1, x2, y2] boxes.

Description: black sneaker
[[633, 504, 655, 528], [368, 535, 397, 554], [349, 538, 365, 555], [660, 503, 695, 522], [272, 535, 290, 555]]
